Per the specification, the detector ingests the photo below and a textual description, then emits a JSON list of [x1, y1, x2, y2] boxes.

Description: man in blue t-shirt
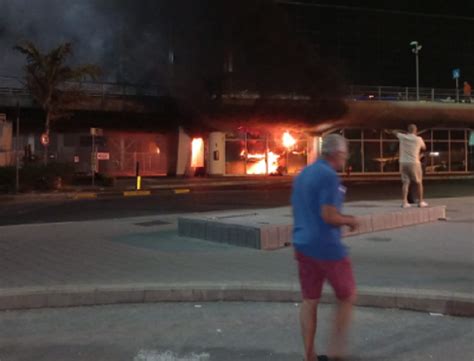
[[292, 134, 359, 361]]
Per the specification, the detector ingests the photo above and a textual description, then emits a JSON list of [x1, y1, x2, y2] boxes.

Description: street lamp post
[[410, 41, 422, 101]]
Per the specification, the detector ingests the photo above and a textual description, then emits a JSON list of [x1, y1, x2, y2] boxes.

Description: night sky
[[280, 0, 474, 87], [1, 0, 473, 89]]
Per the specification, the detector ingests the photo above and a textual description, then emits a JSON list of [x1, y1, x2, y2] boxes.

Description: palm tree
[[14, 41, 101, 163]]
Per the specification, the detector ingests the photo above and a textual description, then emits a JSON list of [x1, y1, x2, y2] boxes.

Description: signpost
[[97, 152, 110, 160], [15, 103, 20, 193], [90, 128, 103, 186], [453, 68, 460, 103]]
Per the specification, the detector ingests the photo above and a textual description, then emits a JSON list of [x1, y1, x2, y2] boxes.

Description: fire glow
[[191, 138, 204, 167], [240, 132, 297, 175], [282, 131, 296, 149], [243, 151, 280, 175]]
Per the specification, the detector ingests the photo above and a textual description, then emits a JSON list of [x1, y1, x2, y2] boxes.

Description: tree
[[14, 41, 101, 163]]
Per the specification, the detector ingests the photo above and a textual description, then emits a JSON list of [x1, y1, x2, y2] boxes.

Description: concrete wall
[[0, 114, 12, 166], [176, 127, 192, 176], [307, 136, 320, 165], [207, 132, 226, 175]]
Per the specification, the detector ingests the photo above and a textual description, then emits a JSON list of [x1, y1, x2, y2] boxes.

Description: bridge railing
[[1, 76, 471, 104], [0, 76, 163, 98], [348, 85, 470, 103]]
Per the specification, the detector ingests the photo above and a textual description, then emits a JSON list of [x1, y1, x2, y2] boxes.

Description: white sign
[[97, 152, 110, 160]]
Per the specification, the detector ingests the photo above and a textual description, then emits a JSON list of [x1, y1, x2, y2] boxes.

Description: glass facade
[[225, 130, 307, 175], [340, 128, 472, 174], [223, 128, 472, 175]]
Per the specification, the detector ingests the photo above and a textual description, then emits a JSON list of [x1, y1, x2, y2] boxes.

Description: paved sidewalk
[[1, 303, 472, 361], [0, 197, 472, 314]]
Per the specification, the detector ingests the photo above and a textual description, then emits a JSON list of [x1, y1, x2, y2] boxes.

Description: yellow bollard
[[136, 175, 142, 190]]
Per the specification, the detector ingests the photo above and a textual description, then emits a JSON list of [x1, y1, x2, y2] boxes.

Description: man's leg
[[415, 164, 427, 206], [300, 299, 319, 361], [402, 181, 410, 205], [326, 258, 357, 359], [328, 294, 356, 358], [400, 164, 410, 206], [417, 181, 424, 203], [295, 252, 325, 361]]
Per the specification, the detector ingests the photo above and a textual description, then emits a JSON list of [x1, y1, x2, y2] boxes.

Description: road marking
[[73, 192, 97, 200], [123, 190, 152, 197], [134, 350, 210, 361], [174, 189, 191, 194]]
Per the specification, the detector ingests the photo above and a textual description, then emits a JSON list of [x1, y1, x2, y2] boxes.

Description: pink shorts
[[295, 251, 356, 301]]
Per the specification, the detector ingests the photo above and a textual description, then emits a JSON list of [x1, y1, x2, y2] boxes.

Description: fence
[[347, 85, 471, 103], [0, 76, 163, 99], [1, 75, 472, 104]]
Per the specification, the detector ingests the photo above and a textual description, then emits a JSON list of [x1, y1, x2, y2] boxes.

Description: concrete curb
[[0, 283, 472, 316]]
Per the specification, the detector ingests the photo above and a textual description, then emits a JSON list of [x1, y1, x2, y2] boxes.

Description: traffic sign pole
[[91, 132, 95, 187], [453, 68, 461, 103], [456, 78, 459, 103]]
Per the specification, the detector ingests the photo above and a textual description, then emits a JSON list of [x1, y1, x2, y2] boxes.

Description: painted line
[[123, 190, 152, 197], [174, 189, 191, 194], [73, 192, 97, 200]]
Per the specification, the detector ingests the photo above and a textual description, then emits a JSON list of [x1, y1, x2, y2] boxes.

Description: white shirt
[[397, 133, 426, 164]]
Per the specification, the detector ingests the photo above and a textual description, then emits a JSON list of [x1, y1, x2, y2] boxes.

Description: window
[[225, 140, 245, 175], [433, 130, 449, 140], [382, 141, 399, 172], [450, 130, 466, 140], [344, 129, 361, 140], [363, 142, 381, 172], [363, 129, 381, 140], [432, 142, 449, 172], [347, 141, 362, 172], [450, 142, 466, 171]]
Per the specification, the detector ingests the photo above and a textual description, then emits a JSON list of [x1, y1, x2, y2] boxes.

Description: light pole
[[410, 41, 422, 101]]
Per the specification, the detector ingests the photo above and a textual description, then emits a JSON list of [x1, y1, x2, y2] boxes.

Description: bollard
[[136, 161, 141, 190]]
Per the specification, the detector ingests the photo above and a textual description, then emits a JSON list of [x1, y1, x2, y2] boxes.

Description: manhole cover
[[367, 237, 392, 242], [135, 220, 171, 227]]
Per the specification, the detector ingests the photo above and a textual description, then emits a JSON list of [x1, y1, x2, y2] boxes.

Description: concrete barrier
[[178, 205, 446, 250]]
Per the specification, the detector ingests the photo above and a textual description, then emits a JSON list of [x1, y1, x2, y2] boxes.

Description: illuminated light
[[156, 146, 161, 155], [282, 131, 296, 148], [246, 151, 280, 175], [429, 152, 440, 157], [191, 138, 204, 167]]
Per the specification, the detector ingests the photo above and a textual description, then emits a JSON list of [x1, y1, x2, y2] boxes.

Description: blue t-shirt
[[291, 159, 347, 260]]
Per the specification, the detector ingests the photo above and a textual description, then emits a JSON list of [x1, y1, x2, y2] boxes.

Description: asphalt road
[[1, 179, 473, 226], [0, 302, 472, 361]]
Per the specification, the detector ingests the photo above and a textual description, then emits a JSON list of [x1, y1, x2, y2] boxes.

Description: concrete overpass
[[1, 77, 473, 133]]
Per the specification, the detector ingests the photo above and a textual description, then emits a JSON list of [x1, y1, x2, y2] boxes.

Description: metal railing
[[0, 76, 164, 99], [1, 75, 472, 104], [347, 85, 471, 103]]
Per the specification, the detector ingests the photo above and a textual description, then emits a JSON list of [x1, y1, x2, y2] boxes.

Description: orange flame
[[282, 131, 296, 149], [246, 151, 280, 175], [191, 138, 204, 167]]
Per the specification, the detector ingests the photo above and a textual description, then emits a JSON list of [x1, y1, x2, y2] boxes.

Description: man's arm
[[321, 205, 359, 232], [384, 129, 403, 137], [419, 137, 427, 151]]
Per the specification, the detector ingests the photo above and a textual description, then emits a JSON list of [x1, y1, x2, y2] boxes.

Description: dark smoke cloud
[[0, 0, 169, 84]]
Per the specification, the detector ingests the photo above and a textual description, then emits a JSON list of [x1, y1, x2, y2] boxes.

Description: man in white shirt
[[389, 124, 428, 208]]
